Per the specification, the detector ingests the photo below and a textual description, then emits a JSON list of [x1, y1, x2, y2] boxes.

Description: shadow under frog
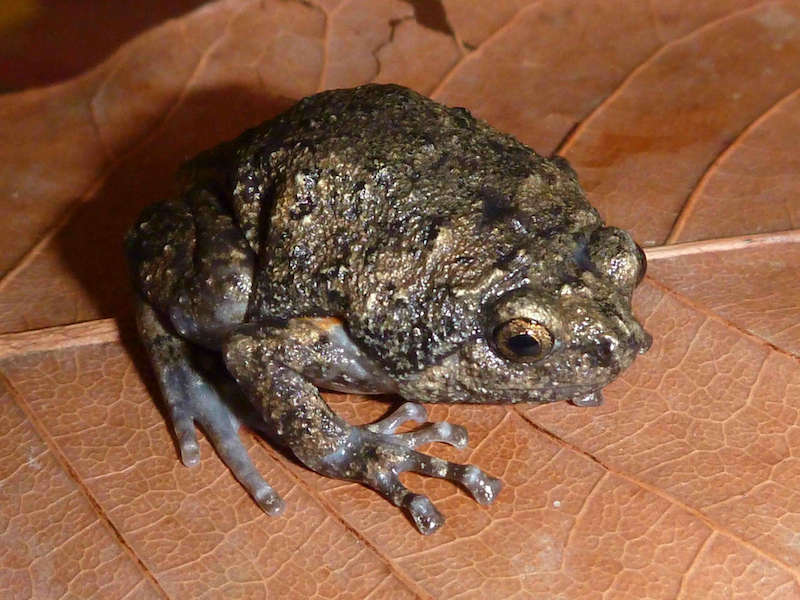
[[51, 84, 297, 335], [125, 84, 652, 534]]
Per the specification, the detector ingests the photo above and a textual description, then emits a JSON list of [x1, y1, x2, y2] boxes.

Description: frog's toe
[[240, 464, 286, 517], [205, 420, 285, 516], [367, 466, 445, 535], [406, 495, 445, 535], [406, 453, 502, 506], [255, 488, 286, 516], [383, 447, 500, 532], [366, 402, 427, 434], [456, 465, 503, 505], [392, 421, 469, 449], [366, 403, 469, 449], [169, 406, 201, 467]]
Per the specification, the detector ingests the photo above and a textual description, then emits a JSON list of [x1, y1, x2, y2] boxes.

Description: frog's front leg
[[223, 319, 502, 535]]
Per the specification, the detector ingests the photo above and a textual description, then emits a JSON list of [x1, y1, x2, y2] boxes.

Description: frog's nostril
[[595, 336, 618, 367]]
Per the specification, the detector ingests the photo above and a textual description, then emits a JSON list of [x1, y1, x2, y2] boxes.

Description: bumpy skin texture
[[126, 84, 651, 533]]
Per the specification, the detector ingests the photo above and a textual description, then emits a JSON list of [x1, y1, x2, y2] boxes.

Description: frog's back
[[228, 85, 539, 248], [228, 85, 598, 372]]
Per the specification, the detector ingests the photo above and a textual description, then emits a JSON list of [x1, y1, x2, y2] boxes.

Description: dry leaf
[[1, 1, 799, 598]]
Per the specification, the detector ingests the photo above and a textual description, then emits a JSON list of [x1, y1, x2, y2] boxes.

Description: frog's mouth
[[490, 386, 604, 406], [425, 383, 607, 406]]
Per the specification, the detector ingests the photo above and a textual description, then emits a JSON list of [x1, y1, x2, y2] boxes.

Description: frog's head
[[401, 226, 651, 406]]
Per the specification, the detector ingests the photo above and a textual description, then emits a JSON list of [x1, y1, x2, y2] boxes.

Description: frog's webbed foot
[[353, 401, 500, 533], [135, 297, 286, 516], [325, 422, 502, 535]]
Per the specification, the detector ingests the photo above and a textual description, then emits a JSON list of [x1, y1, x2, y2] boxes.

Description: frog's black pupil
[[508, 333, 541, 357]]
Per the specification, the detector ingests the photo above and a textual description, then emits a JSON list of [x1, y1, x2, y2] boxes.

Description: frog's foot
[[136, 298, 285, 517], [323, 424, 502, 535], [364, 402, 469, 449], [161, 361, 286, 517]]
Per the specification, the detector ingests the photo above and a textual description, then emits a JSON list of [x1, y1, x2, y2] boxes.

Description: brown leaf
[[1, 1, 798, 598]]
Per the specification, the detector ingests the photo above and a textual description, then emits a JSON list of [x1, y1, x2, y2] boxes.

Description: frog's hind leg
[[125, 188, 256, 350], [127, 191, 284, 515], [134, 297, 286, 516]]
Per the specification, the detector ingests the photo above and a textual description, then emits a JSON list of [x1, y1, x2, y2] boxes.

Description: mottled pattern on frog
[[195, 85, 602, 373]]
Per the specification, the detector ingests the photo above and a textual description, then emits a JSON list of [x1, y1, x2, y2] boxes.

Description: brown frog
[[126, 84, 651, 534]]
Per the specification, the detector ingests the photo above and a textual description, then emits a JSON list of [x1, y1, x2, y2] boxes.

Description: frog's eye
[[493, 318, 554, 363], [589, 227, 645, 291]]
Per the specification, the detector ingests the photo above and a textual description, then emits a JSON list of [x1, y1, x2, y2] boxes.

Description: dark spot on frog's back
[[551, 155, 578, 180], [289, 199, 314, 220], [455, 255, 475, 266], [480, 186, 515, 224], [487, 139, 507, 156], [428, 151, 451, 173], [326, 288, 348, 308], [495, 248, 521, 268], [450, 107, 475, 130], [421, 216, 444, 246]]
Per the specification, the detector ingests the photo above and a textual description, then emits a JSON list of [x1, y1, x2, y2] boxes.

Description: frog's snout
[[622, 319, 652, 357]]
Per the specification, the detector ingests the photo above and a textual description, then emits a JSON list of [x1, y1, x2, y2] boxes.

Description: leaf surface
[[1, 1, 798, 598]]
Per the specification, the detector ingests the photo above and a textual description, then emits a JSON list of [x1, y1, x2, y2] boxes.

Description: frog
[[126, 83, 651, 534]]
